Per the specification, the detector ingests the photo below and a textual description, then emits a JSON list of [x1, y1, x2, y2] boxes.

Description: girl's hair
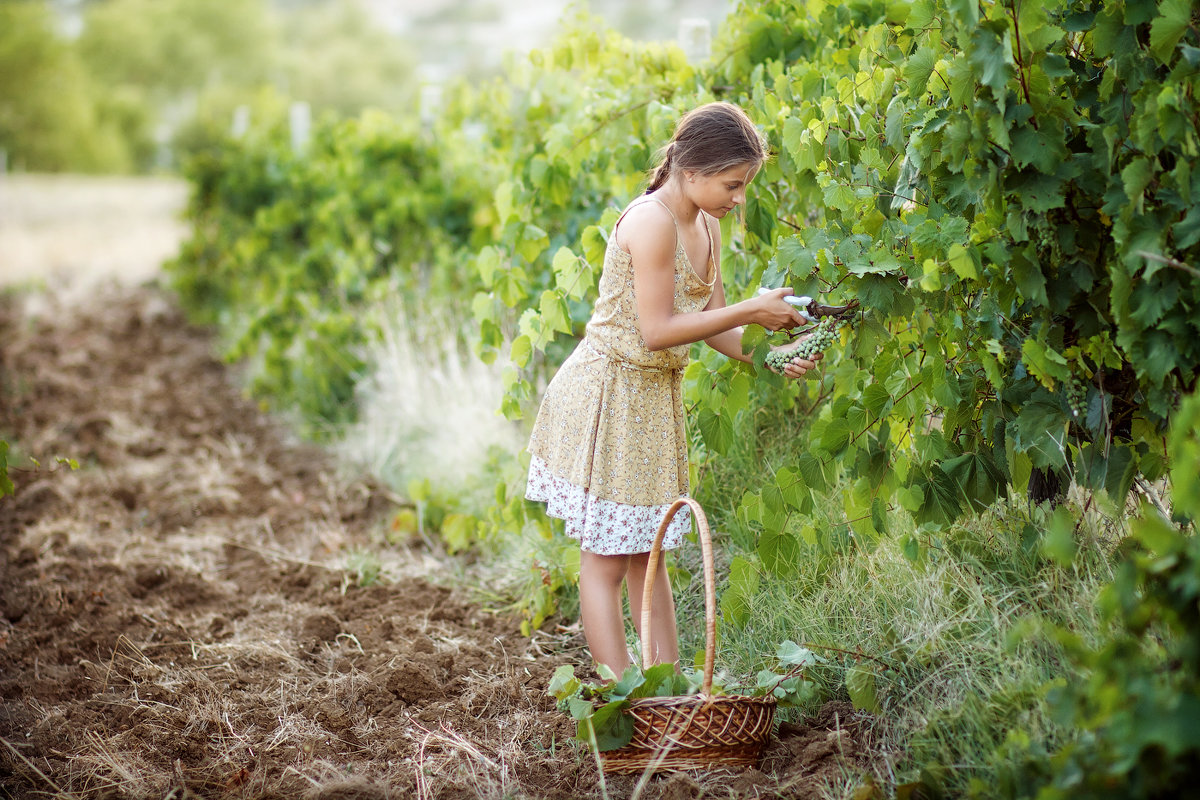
[[645, 102, 769, 193]]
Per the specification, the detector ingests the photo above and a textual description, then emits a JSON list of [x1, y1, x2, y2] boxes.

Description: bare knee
[[580, 551, 631, 587]]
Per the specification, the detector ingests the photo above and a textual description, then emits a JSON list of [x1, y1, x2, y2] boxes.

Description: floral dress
[[525, 197, 717, 554]]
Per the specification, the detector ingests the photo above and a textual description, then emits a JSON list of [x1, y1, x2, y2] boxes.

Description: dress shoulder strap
[[700, 210, 716, 284], [613, 196, 679, 252]]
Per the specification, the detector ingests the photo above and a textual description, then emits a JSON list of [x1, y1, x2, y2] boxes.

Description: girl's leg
[[626, 552, 679, 666], [578, 551, 633, 675]]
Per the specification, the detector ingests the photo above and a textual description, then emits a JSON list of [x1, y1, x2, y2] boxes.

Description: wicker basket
[[598, 497, 777, 774]]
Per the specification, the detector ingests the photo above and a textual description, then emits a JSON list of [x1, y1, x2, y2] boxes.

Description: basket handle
[[640, 496, 715, 696]]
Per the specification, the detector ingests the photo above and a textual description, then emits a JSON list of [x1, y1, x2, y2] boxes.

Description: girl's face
[[683, 162, 760, 218]]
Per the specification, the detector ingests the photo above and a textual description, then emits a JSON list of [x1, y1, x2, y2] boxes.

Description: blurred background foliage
[[0, 0, 415, 172], [0, 0, 732, 174]]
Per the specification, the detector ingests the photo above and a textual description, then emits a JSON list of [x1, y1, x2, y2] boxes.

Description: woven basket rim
[[625, 693, 778, 708]]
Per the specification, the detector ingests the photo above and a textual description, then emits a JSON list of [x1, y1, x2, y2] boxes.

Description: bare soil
[[0, 214, 879, 799]]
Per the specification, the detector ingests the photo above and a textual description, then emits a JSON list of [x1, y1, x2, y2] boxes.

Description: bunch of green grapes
[[764, 317, 837, 372], [1065, 375, 1088, 419]]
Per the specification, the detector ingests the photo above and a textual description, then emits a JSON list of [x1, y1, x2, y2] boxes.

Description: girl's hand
[[754, 288, 807, 332], [767, 334, 825, 379]]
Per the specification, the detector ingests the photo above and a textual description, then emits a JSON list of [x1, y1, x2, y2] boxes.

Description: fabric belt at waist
[[583, 339, 683, 374]]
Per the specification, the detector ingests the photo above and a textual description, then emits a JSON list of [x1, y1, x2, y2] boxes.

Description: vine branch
[[1135, 250, 1200, 279]]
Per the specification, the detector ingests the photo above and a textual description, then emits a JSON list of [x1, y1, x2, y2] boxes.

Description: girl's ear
[[682, 169, 697, 184]]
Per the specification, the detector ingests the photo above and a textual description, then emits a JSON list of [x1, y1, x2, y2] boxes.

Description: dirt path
[[0, 182, 876, 798], [0, 285, 595, 798]]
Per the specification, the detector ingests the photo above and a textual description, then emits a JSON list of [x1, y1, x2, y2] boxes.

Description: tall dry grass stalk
[[338, 306, 525, 512]]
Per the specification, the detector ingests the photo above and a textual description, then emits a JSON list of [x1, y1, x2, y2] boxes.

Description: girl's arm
[[627, 206, 802, 351], [702, 276, 752, 362]]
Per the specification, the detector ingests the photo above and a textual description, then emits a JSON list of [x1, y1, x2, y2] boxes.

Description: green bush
[[1030, 392, 1200, 798], [169, 109, 488, 431]]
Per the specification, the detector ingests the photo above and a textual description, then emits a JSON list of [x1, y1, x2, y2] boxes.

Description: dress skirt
[[525, 339, 691, 555]]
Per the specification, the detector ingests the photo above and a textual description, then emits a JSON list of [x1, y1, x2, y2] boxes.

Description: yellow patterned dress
[[525, 197, 717, 554]]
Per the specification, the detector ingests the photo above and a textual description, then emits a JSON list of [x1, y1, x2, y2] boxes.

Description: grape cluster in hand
[[764, 317, 836, 372]]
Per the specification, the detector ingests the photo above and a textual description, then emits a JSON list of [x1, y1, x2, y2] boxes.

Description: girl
[[525, 102, 822, 675]]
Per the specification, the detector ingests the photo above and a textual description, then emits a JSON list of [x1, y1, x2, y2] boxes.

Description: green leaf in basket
[[583, 699, 634, 751], [568, 696, 595, 721], [631, 662, 677, 698], [679, 669, 706, 695], [608, 663, 647, 700], [596, 663, 620, 683]]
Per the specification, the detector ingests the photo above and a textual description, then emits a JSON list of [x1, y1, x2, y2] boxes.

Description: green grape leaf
[[477, 246, 500, 288], [796, 452, 828, 494], [846, 664, 881, 713], [1150, 0, 1192, 62], [1021, 339, 1071, 389], [946, 0, 979, 28], [582, 699, 634, 751], [697, 409, 734, 455], [782, 116, 807, 161], [871, 496, 890, 536], [1041, 505, 1077, 566], [817, 418, 853, 456], [631, 663, 678, 698], [569, 696, 595, 721], [759, 529, 802, 577], [969, 23, 1015, 96], [941, 450, 1007, 512], [1168, 394, 1200, 517], [538, 290, 571, 336], [494, 181, 515, 223], [720, 556, 760, 628], [862, 383, 894, 417], [904, 47, 940, 97], [609, 664, 647, 701], [727, 372, 752, 418], [1103, 444, 1138, 505], [1011, 126, 1067, 174], [776, 466, 809, 511], [777, 640, 818, 667], [1011, 400, 1069, 469], [746, 184, 778, 242], [510, 335, 532, 368], [1122, 157, 1154, 207], [548, 665, 579, 700], [910, 464, 964, 526]]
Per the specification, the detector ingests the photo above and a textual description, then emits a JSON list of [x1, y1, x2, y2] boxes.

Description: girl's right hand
[[753, 288, 807, 331]]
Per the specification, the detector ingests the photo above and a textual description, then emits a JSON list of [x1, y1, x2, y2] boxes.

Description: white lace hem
[[525, 455, 690, 555]]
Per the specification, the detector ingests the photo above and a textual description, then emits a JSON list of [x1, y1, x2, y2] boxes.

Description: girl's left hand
[[768, 336, 825, 379]]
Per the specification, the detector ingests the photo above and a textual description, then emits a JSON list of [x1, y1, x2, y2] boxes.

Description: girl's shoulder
[[614, 197, 678, 254]]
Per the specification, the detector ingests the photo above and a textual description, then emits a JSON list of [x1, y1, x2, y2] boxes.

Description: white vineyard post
[[231, 105, 251, 139], [289, 101, 312, 153], [153, 122, 173, 170], [678, 17, 712, 64], [418, 63, 446, 135]]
